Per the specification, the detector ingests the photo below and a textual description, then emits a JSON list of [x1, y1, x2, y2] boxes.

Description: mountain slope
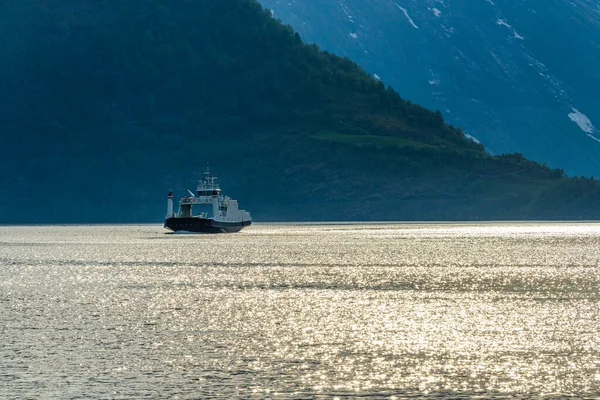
[[259, 0, 600, 176], [1, 0, 599, 223]]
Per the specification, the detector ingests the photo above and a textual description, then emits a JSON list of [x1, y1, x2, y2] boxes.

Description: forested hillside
[[1, 0, 599, 223]]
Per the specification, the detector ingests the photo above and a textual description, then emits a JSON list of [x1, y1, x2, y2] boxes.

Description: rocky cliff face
[[259, 0, 600, 176]]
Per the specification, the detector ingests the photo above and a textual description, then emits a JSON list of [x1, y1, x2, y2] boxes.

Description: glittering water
[[1, 223, 600, 398]]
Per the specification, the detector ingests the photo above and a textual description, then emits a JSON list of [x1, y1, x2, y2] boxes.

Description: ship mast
[[193, 166, 221, 217]]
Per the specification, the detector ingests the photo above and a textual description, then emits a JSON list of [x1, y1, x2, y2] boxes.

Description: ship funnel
[[166, 191, 174, 218]]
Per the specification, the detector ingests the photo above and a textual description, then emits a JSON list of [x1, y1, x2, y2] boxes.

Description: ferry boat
[[164, 168, 252, 233]]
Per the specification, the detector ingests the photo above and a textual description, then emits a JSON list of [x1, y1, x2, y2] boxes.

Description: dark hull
[[164, 217, 251, 233]]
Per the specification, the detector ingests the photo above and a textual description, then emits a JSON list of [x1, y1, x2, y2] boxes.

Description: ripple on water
[[1, 223, 600, 398]]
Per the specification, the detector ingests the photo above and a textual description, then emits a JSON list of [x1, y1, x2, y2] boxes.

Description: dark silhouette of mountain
[[259, 0, 600, 177], [1, 0, 599, 223]]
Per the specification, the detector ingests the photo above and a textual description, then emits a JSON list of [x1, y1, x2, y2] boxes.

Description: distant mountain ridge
[[1, 0, 600, 223], [259, 0, 600, 176]]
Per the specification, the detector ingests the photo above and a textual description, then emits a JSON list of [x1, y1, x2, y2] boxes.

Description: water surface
[[1, 223, 600, 398]]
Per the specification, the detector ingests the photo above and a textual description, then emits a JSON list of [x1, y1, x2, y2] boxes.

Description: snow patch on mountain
[[395, 4, 419, 29], [496, 19, 511, 28], [465, 133, 481, 144], [568, 108, 594, 134], [428, 68, 441, 86], [496, 18, 524, 40], [340, 2, 355, 23]]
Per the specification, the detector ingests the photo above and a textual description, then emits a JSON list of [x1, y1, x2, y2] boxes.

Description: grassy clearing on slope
[[312, 131, 434, 150]]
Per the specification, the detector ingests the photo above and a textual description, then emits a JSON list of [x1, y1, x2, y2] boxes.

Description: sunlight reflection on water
[[1, 222, 600, 398]]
